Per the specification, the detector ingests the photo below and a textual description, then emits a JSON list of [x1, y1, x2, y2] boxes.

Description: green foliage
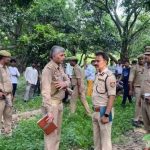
[[0, 117, 43, 150], [143, 134, 150, 148], [13, 76, 42, 112], [112, 96, 134, 143], [143, 134, 150, 141], [1, 0, 150, 63], [14, 96, 41, 112]]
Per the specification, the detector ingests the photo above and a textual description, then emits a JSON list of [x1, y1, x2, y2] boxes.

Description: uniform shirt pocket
[[96, 79, 106, 94]]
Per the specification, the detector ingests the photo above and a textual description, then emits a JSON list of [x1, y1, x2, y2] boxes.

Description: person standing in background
[[24, 62, 38, 102], [115, 59, 123, 78], [8, 59, 20, 99], [85, 60, 96, 97], [129, 54, 145, 127], [0, 50, 13, 136], [108, 60, 116, 75], [68, 56, 91, 115], [34, 63, 41, 96], [121, 60, 132, 107], [65, 62, 73, 79], [140, 47, 150, 150]]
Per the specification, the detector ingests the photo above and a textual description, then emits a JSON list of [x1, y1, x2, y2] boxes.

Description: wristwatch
[[104, 113, 109, 117]]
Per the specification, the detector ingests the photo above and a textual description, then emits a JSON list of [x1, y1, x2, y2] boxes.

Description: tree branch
[[113, 7, 124, 28], [130, 19, 150, 41], [128, 9, 141, 31]]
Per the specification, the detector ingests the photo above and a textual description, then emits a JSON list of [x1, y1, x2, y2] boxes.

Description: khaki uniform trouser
[[92, 112, 112, 150], [24, 83, 35, 101], [70, 85, 91, 113], [44, 101, 63, 150], [0, 94, 12, 133], [134, 87, 142, 121], [142, 100, 150, 132]]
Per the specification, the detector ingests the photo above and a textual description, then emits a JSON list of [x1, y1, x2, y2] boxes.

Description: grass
[[13, 76, 42, 112], [0, 96, 135, 150]]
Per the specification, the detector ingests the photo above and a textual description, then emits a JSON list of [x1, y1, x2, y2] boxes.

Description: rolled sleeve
[[74, 68, 82, 79], [63, 74, 71, 87], [129, 67, 135, 82], [106, 75, 116, 96], [41, 68, 53, 113]]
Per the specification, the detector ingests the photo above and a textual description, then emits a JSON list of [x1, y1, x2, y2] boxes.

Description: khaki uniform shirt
[[92, 68, 116, 107], [41, 60, 70, 112], [0, 64, 12, 93], [141, 66, 150, 95], [71, 64, 85, 90], [129, 64, 144, 87]]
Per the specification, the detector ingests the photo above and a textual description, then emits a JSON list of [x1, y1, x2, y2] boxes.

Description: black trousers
[[122, 83, 132, 105], [12, 83, 17, 96]]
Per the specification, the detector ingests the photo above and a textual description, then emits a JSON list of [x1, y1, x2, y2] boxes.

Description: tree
[[82, 0, 150, 60]]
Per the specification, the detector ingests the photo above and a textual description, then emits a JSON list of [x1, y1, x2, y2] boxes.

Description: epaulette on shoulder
[[46, 62, 54, 69], [106, 70, 113, 77]]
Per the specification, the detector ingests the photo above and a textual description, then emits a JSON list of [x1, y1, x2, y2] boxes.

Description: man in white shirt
[[8, 59, 20, 98], [115, 59, 123, 77], [85, 60, 96, 96], [24, 62, 38, 102]]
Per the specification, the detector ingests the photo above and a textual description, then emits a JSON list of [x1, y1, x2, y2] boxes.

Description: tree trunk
[[79, 53, 84, 66], [120, 39, 129, 62]]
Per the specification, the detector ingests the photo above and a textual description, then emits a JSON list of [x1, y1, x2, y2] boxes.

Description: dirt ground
[[113, 129, 146, 150]]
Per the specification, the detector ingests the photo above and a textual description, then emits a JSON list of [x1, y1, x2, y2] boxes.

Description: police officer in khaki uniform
[[129, 54, 145, 127], [68, 56, 91, 115], [92, 52, 116, 150], [140, 46, 150, 150], [0, 50, 13, 136], [41, 46, 70, 150]]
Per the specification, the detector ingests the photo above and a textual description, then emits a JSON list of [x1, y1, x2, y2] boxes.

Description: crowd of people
[[0, 45, 150, 150]]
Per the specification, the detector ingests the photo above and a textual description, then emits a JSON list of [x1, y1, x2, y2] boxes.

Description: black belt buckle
[[144, 97, 150, 104]]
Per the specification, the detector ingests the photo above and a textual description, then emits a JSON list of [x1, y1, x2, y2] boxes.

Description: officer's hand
[[46, 113, 54, 122], [54, 81, 67, 90], [101, 116, 109, 124], [129, 90, 133, 96], [0, 92, 5, 98]]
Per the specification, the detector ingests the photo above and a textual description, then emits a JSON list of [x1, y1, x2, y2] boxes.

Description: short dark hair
[[71, 59, 78, 64], [91, 60, 95, 64], [124, 60, 130, 63], [132, 60, 137, 65], [10, 59, 16, 63], [95, 52, 109, 63], [0, 56, 4, 61]]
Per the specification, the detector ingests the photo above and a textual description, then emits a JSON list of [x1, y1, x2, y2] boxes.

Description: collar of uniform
[[146, 64, 150, 69], [98, 67, 108, 76], [74, 64, 79, 69], [48, 60, 60, 70], [0, 64, 5, 68]]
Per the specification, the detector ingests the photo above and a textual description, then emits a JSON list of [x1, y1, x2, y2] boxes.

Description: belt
[[143, 98, 150, 102], [134, 86, 141, 88], [51, 99, 62, 105], [93, 107, 100, 112]]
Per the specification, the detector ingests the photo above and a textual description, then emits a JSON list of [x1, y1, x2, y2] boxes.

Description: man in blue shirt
[[121, 60, 132, 107]]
